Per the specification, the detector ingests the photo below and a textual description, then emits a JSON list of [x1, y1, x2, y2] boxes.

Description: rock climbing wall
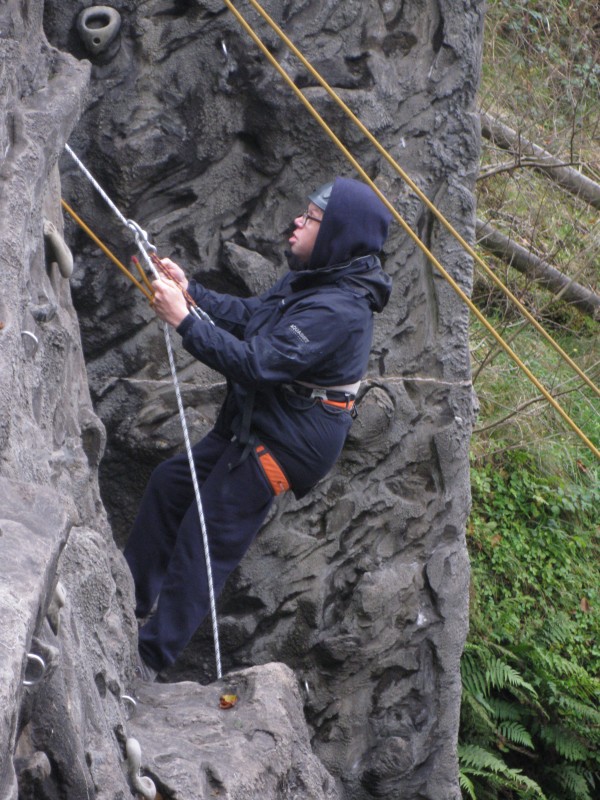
[[2, 0, 482, 797], [0, 2, 344, 799]]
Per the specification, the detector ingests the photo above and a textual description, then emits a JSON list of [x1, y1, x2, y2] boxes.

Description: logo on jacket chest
[[289, 324, 310, 344]]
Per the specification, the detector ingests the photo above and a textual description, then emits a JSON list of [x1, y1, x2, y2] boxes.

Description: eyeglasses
[[298, 210, 322, 227]]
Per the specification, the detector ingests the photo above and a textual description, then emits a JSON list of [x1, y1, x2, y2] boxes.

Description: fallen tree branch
[[478, 156, 586, 181], [480, 111, 600, 209], [475, 217, 600, 319]]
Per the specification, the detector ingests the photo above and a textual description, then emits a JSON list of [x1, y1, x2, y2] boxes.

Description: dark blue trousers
[[124, 430, 274, 671]]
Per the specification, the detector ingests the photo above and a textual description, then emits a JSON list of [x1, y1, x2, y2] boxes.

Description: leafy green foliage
[[462, 0, 599, 797], [460, 450, 600, 799], [459, 744, 547, 799]]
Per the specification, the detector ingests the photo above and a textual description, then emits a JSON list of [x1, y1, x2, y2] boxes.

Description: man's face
[[288, 202, 324, 264]]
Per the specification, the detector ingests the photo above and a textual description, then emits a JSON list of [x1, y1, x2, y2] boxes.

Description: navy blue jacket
[[176, 178, 392, 496]]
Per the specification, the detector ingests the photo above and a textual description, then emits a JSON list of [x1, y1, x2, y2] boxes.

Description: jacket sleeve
[[176, 294, 359, 386], [186, 279, 262, 337]]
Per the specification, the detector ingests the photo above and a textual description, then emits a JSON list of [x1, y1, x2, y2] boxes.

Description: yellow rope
[[61, 199, 154, 302], [222, 0, 600, 460], [241, 0, 599, 402]]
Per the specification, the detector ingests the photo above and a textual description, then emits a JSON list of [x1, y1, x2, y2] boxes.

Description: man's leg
[[138, 440, 274, 671], [124, 430, 230, 619]]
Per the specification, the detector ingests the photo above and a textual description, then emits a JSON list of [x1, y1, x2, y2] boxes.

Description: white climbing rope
[[64, 144, 222, 679]]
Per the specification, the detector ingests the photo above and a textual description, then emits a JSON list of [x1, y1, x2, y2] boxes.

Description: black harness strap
[[229, 386, 257, 469]]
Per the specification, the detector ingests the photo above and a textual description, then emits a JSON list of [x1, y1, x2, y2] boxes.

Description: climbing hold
[[46, 581, 67, 635], [219, 693, 238, 709], [125, 738, 157, 800], [43, 220, 73, 278], [23, 653, 46, 686], [77, 6, 122, 57], [30, 302, 58, 324]]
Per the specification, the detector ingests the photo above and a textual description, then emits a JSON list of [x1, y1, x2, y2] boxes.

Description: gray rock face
[[130, 662, 341, 800], [1, 0, 482, 797]]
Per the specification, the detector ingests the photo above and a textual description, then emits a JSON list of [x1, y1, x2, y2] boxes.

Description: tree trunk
[[480, 111, 600, 209], [476, 217, 600, 318]]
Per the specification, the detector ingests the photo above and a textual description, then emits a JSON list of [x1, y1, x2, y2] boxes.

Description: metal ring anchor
[[23, 653, 46, 686], [21, 330, 39, 357], [121, 694, 137, 720]]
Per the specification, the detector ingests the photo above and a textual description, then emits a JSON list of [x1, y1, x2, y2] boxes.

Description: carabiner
[[126, 219, 157, 254]]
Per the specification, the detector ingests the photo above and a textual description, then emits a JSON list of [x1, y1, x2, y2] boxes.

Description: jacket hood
[[288, 254, 392, 313], [308, 177, 392, 270]]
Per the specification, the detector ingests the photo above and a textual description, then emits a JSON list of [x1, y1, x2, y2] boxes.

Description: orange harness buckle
[[255, 445, 291, 496], [320, 398, 355, 410]]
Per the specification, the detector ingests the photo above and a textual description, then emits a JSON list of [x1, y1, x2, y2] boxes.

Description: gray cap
[[308, 181, 334, 211]]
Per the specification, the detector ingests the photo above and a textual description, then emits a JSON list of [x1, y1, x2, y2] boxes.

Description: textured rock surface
[[2, 0, 482, 797], [130, 662, 341, 799]]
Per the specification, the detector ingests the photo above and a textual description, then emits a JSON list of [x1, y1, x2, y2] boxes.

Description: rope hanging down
[[221, 0, 600, 461], [63, 145, 223, 680]]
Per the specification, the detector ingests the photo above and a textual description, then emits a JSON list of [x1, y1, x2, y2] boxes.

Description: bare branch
[[478, 157, 587, 181], [476, 218, 600, 319], [480, 111, 600, 209]]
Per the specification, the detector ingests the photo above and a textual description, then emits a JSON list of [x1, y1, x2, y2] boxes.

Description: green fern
[[546, 764, 596, 800], [486, 697, 525, 722], [459, 770, 477, 800], [538, 724, 592, 762], [556, 694, 600, 731], [497, 721, 534, 750], [528, 644, 598, 693], [462, 647, 491, 699], [485, 655, 536, 696], [463, 431, 600, 800], [462, 690, 498, 733], [458, 745, 547, 798], [462, 643, 538, 700]]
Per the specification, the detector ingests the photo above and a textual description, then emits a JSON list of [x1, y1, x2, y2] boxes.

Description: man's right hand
[[160, 258, 189, 291]]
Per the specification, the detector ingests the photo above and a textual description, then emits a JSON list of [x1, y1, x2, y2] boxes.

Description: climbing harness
[[220, 0, 599, 461], [255, 444, 290, 496], [63, 145, 223, 679], [283, 383, 356, 411]]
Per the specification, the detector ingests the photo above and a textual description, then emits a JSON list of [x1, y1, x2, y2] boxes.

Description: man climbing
[[124, 176, 392, 680]]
